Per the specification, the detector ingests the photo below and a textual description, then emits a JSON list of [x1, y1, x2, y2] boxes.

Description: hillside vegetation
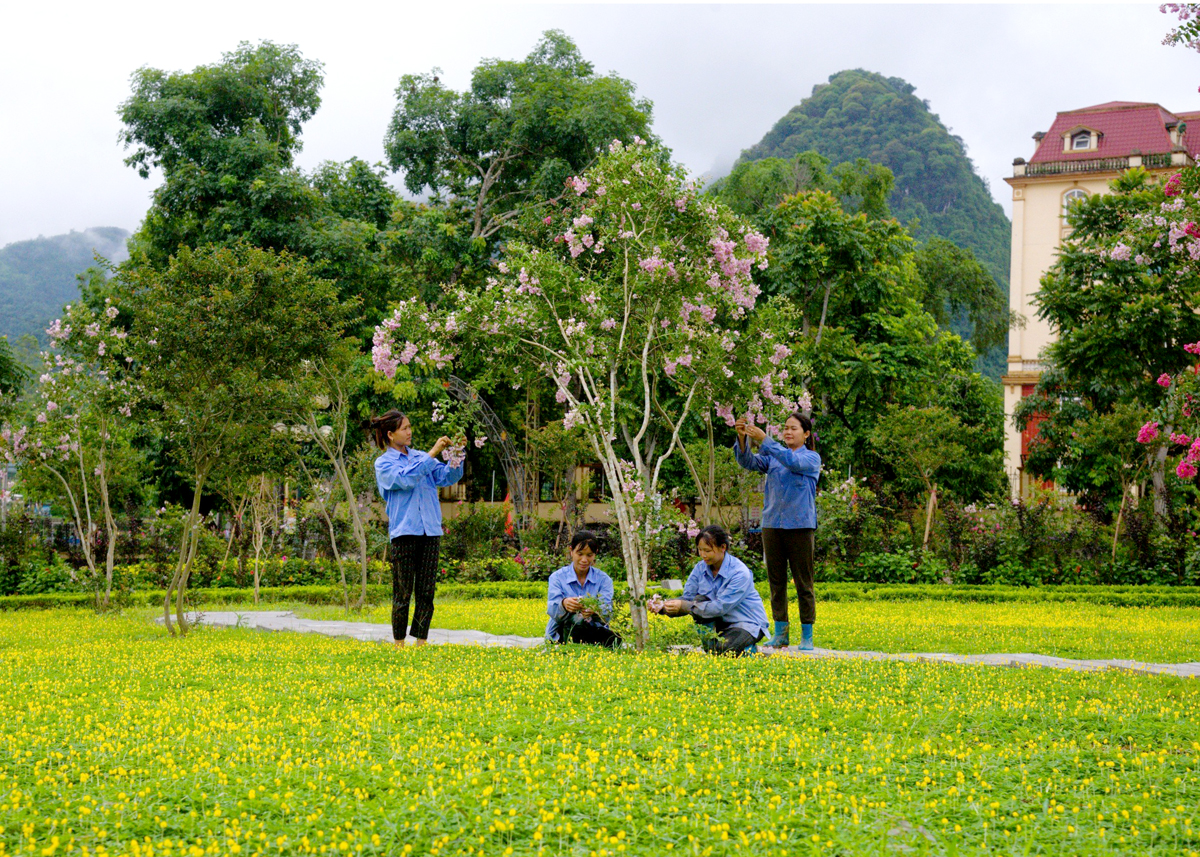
[[0, 227, 129, 342]]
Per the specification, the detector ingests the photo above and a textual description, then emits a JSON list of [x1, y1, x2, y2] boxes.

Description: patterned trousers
[[390, 535, 440, 641]]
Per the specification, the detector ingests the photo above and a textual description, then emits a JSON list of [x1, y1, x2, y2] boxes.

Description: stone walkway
[[171, 611, 1200, 677]]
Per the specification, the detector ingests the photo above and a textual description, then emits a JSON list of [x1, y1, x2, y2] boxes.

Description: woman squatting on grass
[[544, 530, 622, 649], [650, 525, 770, 656]]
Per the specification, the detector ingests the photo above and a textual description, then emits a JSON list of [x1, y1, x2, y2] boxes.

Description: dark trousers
[[691, 597, 762, 656], [762, 527, 816, 624], [390, 535, 440, 640], [558, 618, 623, 650], [695, 618, 760, 657]]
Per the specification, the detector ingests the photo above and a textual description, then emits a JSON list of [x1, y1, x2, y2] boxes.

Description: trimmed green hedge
[[6, 581, 1200, 611]]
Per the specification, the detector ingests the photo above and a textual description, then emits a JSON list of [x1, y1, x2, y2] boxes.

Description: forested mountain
[[741, 69, 1012, 377], [0, 228, 129, 343]]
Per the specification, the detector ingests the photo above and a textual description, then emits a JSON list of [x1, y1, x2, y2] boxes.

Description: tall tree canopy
[[119, 41, 325, 262], [384, 30, 656, 244]]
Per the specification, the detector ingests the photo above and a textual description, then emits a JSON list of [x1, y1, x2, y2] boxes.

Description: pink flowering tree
[[1139, 340, 1200, 487], [372, 141, 786, 649], [0, 298, 139, 608], [1024, 162, 1200, 512]]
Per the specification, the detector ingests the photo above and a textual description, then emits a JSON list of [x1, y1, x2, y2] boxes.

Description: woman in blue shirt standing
[[545, 530, 621, 648], [371, 409, 463, 648], [734, 412, 821, 650]]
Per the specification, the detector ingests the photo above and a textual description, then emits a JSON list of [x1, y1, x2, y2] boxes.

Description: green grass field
[[1, 609, 1198, 856], [188, 596, 1200, 664]]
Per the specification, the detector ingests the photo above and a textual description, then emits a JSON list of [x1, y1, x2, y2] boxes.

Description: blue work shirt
[[733, 436, 821, 529], [374, 447, 464, 538], [545, 564, 615, 641], [682, 552, 769, 640]]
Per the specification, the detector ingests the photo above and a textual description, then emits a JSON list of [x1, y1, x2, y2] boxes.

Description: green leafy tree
[[914, 237, 1013, 356], [714, 151, 893, 221], [120, 41, 325, 264], [1021, 169, 1200, 511], [753, 189, 1005, 499], [384, 30, 655, 246], [869, 404, 966, 550], [121, 244, 345, 636], [119, 43, 404, 328]]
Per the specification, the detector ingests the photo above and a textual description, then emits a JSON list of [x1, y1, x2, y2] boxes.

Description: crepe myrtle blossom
[[370, 141, 775, 649]]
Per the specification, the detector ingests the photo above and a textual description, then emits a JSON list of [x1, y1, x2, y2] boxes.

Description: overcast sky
[[2, 2, 1195, 249]]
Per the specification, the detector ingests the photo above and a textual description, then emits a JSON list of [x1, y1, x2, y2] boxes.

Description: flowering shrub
[[371, 141, 801, 647], [0, 296, 138, 607]]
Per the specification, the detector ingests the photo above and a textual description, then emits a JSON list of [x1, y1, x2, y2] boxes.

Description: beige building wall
[[1002, 171, 1116, 496]]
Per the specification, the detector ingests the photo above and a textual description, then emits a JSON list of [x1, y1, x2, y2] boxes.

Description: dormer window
[[1062, 126, 1100, 153]]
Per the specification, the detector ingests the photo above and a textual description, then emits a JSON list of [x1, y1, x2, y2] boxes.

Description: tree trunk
[[1152, 442, 1169, 517], [1112, 483, 1129, 562], [814, 281, 834, 348], [922, 484, 938, 551], [172, 472, 207, 636]]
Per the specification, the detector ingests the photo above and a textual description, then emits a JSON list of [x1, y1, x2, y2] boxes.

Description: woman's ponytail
[[369, 409, 407, 450]]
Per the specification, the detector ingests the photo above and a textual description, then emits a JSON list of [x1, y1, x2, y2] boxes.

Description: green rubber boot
[[766, 621, 789, 648], [799, 623, 814, 651]]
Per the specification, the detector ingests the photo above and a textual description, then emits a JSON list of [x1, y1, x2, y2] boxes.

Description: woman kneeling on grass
[[650, 525, 769, 656], [545, 530, 622, 649], [371, 409, 464, 648]]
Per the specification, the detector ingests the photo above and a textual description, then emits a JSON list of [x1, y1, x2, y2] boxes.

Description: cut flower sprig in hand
[[429, 397, 479, 468]]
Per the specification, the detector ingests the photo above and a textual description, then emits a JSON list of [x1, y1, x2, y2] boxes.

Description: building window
[[1071, 132, 1092, 150], [1062, 188, 1088, 216]]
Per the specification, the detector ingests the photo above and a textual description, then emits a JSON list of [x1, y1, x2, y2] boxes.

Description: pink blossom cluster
[[1171, 432, 1193, 445], [705, 228, 767, 311], [441, 443, 466, 468], [516, 268, 544, 294], [568, 176, 589, 196], [1110, 243, 1132, 261], [679, 299, 717, 324], [46, 319, 70, 344], [1137, 421, 1160, 443], [1165, 172, 1184, 197], [1158, 373, 1173, 388]]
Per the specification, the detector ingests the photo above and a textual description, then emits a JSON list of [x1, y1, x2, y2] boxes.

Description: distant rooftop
[[1028, 101, 1190, 164]]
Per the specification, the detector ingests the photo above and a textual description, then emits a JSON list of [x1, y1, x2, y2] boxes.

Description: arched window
[[1071, 132, 1092, 150], [1062, 188, 1088, 216]]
